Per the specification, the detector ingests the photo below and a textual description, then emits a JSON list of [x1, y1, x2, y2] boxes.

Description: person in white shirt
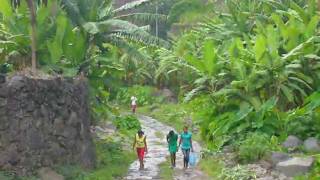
[[131, 96, 138, 113]]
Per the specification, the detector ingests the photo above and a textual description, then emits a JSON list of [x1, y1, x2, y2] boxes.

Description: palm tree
[[25, 0, 38, 72], [7, 0, 167, 72], [62, 0, 168, 56]]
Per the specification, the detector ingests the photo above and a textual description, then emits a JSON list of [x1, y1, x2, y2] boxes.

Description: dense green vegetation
[[1, 0, 320, 179]]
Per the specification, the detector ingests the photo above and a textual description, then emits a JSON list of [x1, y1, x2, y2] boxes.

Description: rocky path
[[125, 115, 208, 180]]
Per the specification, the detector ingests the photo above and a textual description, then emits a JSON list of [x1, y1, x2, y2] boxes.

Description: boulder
[[38, 167, 64, 180], [282, 135, 302, 149], [153, 88, 177, 103], [303, 137, 320, 153], [276, 157, 314, 177], [270, 152, 290, 166], [222, 145, 234, 153]]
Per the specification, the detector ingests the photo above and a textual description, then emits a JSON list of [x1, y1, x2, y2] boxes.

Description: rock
[[222, 145, 234, 153], [0, 97, 7, 107], [0, 75, 95, 174], [0, 74, 5, 83], [80, 142, 96, 169], [62, 127, 78, 139], [162, 88, 177, 103], [270, 152, 291, 166], [67, 112, 78, 126], [38, 167, 64, 180], [247, 164, 268, 178], [282, 135, 302, 149], [27, 128, 45, 149], [153, 88, 177, 103], [0, 86, 7, 97], [303, 137, 320, 153], [7, 75, 25, 90], [259, 160, 273, 170], [276, 157, 314, 177]]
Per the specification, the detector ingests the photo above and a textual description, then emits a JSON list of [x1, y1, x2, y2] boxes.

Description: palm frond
[[115, 13, 167, 24], [106, 36, 148, 61], [61, 0, 85, 25], [113, 0, 158, 13]]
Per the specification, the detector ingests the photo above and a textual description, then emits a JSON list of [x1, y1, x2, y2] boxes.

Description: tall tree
[[25, 0, 37, 72]]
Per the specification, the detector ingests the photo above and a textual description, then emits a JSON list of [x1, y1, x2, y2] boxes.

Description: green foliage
[[199, 155, 224, 178], [159, 158, 174, 179], [202, 96, 284, 150], [156, 0, 320, 151], [114, 115, 141, 132], [140, 103, 190, 134], [55, 140, 135, 180], [116, 85, 162, 106], [168, 0, 211, 24], [85, 140, 135, 180], [237, 133, 279, 163], [285, 92, 320, 139]]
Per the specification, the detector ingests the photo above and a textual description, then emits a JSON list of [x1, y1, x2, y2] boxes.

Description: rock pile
[[0, 75, 95, 175], [271, 135, 319, 177]]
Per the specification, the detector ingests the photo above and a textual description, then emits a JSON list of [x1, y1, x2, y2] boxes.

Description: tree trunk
[[26, 0, 37, 72], [318, 0, 320, 11]]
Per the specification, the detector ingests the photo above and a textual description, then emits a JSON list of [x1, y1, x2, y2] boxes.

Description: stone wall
[[0, 75, 95, 175]]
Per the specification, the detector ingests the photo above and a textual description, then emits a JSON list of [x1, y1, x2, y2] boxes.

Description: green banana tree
[[62, 0, 168, 56]]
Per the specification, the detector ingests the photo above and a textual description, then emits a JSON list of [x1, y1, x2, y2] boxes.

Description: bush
[[114, 115, 141, 131], [238, 133, 275, 163]]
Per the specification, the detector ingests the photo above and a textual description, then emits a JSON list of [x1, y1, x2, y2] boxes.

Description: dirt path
[[125, 115, 208, 180]]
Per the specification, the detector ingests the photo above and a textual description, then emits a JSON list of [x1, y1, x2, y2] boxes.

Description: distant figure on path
[[133, 130, 148, 170], [179, 126, 193, 169], [131, 96, 137, 113], [167, 130, 178, 168]]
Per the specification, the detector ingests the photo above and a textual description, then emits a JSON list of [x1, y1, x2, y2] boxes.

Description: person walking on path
[[131, 96, 138, 113], [167, 130, 178, 168], [133, 130, 148, 170], [179, 126, 193, 169]]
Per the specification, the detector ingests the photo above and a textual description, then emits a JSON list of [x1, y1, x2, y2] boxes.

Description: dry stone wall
[[0, 75, 95, 175]]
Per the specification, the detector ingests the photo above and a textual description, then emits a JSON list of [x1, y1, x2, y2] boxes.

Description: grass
[[55, 140, 135, 180], [198, 156, 224, 178], [159, 158, 174, 180]]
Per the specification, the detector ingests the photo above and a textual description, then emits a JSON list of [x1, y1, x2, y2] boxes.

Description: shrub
[[114, 115, 141, 131], [238, 133, 274, 163], [285, 93, 320, 139]]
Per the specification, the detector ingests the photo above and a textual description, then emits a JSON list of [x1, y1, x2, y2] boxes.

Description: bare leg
[[139, 158, 144, 170]]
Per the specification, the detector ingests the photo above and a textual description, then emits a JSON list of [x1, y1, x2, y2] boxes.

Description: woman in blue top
[[179, 126, 193, 169]]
